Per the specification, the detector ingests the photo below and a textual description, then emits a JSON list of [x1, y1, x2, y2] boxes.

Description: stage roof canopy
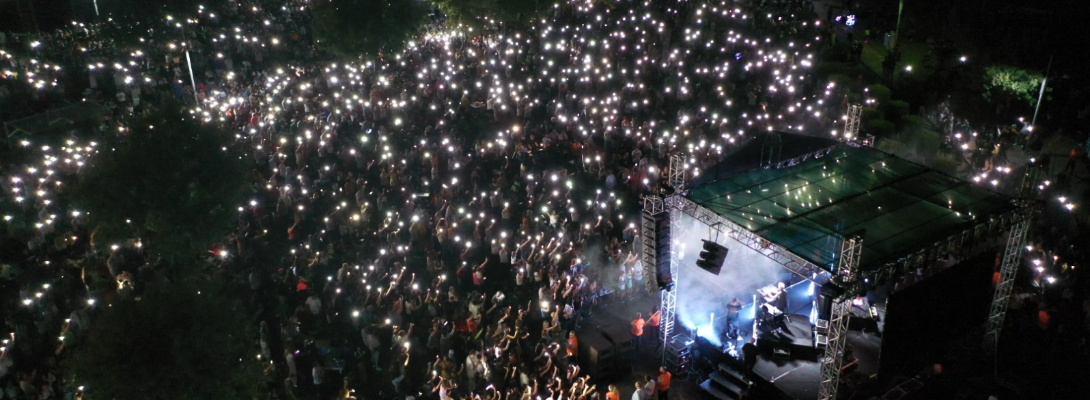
[[685, 143, 1018, 273]]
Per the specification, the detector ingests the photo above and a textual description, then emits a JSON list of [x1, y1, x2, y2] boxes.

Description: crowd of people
[[1, 0, 841, 398], [2, 0, 1084, 399]]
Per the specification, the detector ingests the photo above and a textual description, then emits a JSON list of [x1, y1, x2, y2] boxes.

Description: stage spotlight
[[696, 240, 728, 275]]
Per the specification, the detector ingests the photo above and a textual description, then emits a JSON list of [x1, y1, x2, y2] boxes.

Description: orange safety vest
[[566, 336, 578, 356], [658, 372, 672, 391], [632, 318, 646, 336], [648, 311, 662, 327]]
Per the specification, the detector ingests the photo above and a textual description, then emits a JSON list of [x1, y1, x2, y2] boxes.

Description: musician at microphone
[[725, 297, 744, 337], [726, 297, 743, 326], [771, 282, 788, 312]]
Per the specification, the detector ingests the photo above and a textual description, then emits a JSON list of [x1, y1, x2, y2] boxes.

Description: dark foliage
[[433, 0, 551, 30], [67, 282, 263, 400], [71, 103, 248, 264], [312, 0, 429, 58]]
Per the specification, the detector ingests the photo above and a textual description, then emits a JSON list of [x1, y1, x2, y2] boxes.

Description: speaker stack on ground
[[577, 330, 615, 379], [664, 334, 693, 374], [599, 324, 635, 355]]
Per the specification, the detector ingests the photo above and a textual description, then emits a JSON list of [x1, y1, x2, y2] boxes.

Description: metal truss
[[819, 234, 864, 400], [983, 214, 1031, 355], [660, 203, 683, 356], [668, 154, 687, 190], [666, 196, 833, 285], [642, 196, 666, 293], [1018, 162, 1041, 200], [844, 104, 862, 141], [643, 195, 665, 215], [773, 146, 836, 169]]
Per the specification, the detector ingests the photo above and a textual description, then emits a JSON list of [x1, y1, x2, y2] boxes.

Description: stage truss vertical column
[[843, 104, 863, 141], [983, 214, 1031, 355], [661, 154, 687, 352], [668, 154, 687, 190], [819, 234, 863, 400], [661, 202, 682, 347]]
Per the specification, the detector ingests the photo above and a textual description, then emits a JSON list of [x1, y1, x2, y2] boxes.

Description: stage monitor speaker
[[696, 240, 728, 275], [578, 331, 615, 377], [599, 324, 635, 355]]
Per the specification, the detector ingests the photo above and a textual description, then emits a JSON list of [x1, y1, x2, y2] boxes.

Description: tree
[[312, 0, 429, 58], [67, 282, 264, 400], [983, 65, 1049, 107], [71, 103, 248, 264], [433, 0, 551, 30]]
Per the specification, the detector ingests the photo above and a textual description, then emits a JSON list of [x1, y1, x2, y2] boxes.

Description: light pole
[[1030, 55, 1053, 129], [893, 0, 904, 50], [171, 16, 200, 106]]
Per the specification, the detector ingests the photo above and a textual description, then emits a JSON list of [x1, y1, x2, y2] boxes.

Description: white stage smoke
[[674, 213, 783, 345]]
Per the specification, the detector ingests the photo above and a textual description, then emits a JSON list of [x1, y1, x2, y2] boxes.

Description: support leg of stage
[[983, 214, 1031, 357], [819, 234, 863, 400]]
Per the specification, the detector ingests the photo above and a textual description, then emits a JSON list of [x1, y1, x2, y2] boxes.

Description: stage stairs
[[699, 363, 752, 400]]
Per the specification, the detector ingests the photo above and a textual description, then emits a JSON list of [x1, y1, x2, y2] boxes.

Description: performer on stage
[[771, 282, 788, 312], [726, 297, 744, 335]]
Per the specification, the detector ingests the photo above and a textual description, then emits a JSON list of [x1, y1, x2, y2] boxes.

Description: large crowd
[[1, 0, 1086, 399]]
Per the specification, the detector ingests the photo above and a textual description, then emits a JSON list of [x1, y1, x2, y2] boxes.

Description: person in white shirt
[[306, 293, 321, 315], [433, 378, 455, 400], [631, 381, 650, 400], [643, 375, 656, 397], [465, 351, 480, 387]]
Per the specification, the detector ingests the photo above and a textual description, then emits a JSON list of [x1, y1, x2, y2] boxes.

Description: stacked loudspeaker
[[696, 240, 729, 275], [664, 334, 693, 374], [641, 210, 672, 293]]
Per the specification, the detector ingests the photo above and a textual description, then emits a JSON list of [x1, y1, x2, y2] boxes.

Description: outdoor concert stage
[[649, 134, 1027, 400]]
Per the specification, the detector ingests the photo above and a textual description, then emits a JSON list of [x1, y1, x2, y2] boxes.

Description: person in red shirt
[[566, 331, 579, 358], [632, 312, 646, 352], [647, 309, 662, 345], [606, 385, 621, 400], [656, 367, 672, 400], [466, 315, 479, 333]]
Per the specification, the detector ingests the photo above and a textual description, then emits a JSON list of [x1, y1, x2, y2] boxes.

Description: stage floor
[[757, 313, 816, 354], [752, 330, 883, 400], [575, 287, 887, 400]]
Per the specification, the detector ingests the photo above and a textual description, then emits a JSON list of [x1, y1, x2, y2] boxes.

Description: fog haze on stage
[[673, 214, 782, 345]]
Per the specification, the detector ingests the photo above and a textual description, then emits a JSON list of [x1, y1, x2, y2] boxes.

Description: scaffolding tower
[[668, 154, 687, 190], [844, 104, 863, 140], [819, 233, 863, 400], [661, 200, 682, 347], [983, 215, 1031, 355]]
